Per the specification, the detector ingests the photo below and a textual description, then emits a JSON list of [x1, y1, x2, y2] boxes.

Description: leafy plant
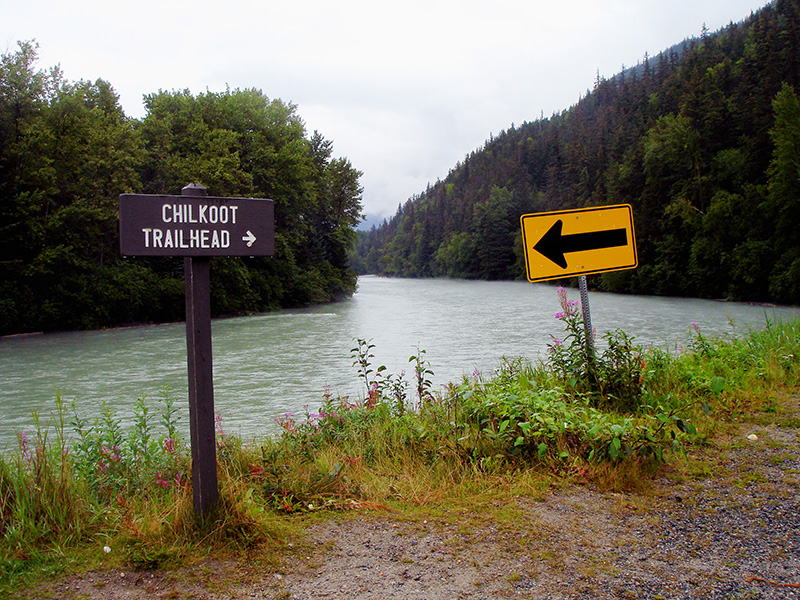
[[350, 337, 386, 394], [409, 346, 435, 404], [69, 390, 189, 499], [382, 371, 409, 416], [451, 358, 698, 466], [547, 287, 646, 412]]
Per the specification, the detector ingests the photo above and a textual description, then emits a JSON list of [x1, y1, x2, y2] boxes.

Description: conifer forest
[[353, 0, 800, 307]]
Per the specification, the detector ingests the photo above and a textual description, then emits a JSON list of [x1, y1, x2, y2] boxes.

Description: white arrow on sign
[[242, 230, 257, 247]]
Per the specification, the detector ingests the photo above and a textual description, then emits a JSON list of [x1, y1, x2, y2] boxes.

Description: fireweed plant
[[546, 286, 647, 412], [1, 389, 300, 593], [69, 389, 189, 500]]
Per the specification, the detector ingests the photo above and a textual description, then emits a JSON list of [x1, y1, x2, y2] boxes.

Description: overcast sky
[[3, 0, 771, 220]]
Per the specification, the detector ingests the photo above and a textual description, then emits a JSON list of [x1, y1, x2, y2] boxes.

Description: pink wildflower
[[17, 431, 30, 461], [366, 381, 380, 408], [215, 414, 226, 437]]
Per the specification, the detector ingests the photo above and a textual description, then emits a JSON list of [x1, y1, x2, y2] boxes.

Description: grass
[[1, 298, 798, 598]]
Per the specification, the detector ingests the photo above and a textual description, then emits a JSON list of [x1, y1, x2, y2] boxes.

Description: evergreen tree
[[0, 43, 364, 334]]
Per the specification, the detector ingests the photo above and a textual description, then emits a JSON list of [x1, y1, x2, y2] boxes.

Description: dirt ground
[[24, 412, 800, 600]]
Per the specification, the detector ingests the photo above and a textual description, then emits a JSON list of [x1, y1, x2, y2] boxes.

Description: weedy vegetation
[[1, 287, 798, 596]]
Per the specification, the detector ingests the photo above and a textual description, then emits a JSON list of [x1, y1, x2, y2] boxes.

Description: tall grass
[[0, 390, 293, 594], [1, 299, 798, 595]]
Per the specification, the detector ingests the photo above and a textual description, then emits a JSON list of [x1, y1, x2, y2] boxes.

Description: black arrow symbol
[[533, 219, 628, 269]]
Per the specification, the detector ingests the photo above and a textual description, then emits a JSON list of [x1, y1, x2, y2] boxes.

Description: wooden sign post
[[182, 183, 218, 517], [119, 184, 274, 517]]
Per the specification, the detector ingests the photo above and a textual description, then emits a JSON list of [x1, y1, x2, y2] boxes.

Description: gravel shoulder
[[27, 399, 800, 600]]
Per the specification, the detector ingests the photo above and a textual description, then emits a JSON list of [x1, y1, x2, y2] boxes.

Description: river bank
[[22, 393, 800, 600], [4, 313, 798, 599]]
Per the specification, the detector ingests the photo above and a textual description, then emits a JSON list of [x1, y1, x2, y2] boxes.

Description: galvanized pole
[[578, 275, 594, 355], [183, 183, 219, 518]]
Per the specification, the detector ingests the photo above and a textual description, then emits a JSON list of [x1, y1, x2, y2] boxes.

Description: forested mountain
[[353, 0, 800, 305], [0, 42, 363, 335]]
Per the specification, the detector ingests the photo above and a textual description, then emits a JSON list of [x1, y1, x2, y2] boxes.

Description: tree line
[[0, 42, 363, 335], [353, 0, 800, 306]]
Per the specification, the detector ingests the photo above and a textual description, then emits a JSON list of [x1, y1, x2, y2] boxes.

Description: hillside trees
[[355, 0, 800, 305], [0, 42, 363, 335], [766, 83, 800, 301]]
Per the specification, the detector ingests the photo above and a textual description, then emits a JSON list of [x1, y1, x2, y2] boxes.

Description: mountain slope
[[353, 0, 800, 304]]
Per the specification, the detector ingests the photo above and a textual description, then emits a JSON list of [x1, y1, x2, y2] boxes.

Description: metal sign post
[[119, 184, 274, 518], [578, 275, 595, 363]]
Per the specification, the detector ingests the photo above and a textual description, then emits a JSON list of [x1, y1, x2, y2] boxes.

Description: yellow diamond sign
[[520, 204, 637, 282]]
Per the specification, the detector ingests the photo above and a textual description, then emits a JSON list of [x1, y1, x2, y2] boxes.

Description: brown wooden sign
[[119, 193, 274, 257], [118, 184, 276, 518]]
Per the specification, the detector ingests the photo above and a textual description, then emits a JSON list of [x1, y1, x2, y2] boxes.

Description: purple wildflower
[[215, 413, 226, 437], [17, 431, 29, 460]]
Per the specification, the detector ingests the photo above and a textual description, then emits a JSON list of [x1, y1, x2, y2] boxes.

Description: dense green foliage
[[354, 0, 800, 304], [0, 42, 363, 335]]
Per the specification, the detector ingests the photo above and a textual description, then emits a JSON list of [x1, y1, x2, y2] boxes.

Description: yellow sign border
[[520, 204, 637, 282]]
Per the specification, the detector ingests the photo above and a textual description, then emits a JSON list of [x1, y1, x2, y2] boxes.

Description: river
[[1, 276, 798, 450]]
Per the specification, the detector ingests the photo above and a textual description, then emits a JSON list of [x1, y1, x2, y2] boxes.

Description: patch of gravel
[[27, 411, 800, 600], [264, 418, 800, 600]]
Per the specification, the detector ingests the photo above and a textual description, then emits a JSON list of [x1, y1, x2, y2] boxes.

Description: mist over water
[[2, 276, 798, 449]]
